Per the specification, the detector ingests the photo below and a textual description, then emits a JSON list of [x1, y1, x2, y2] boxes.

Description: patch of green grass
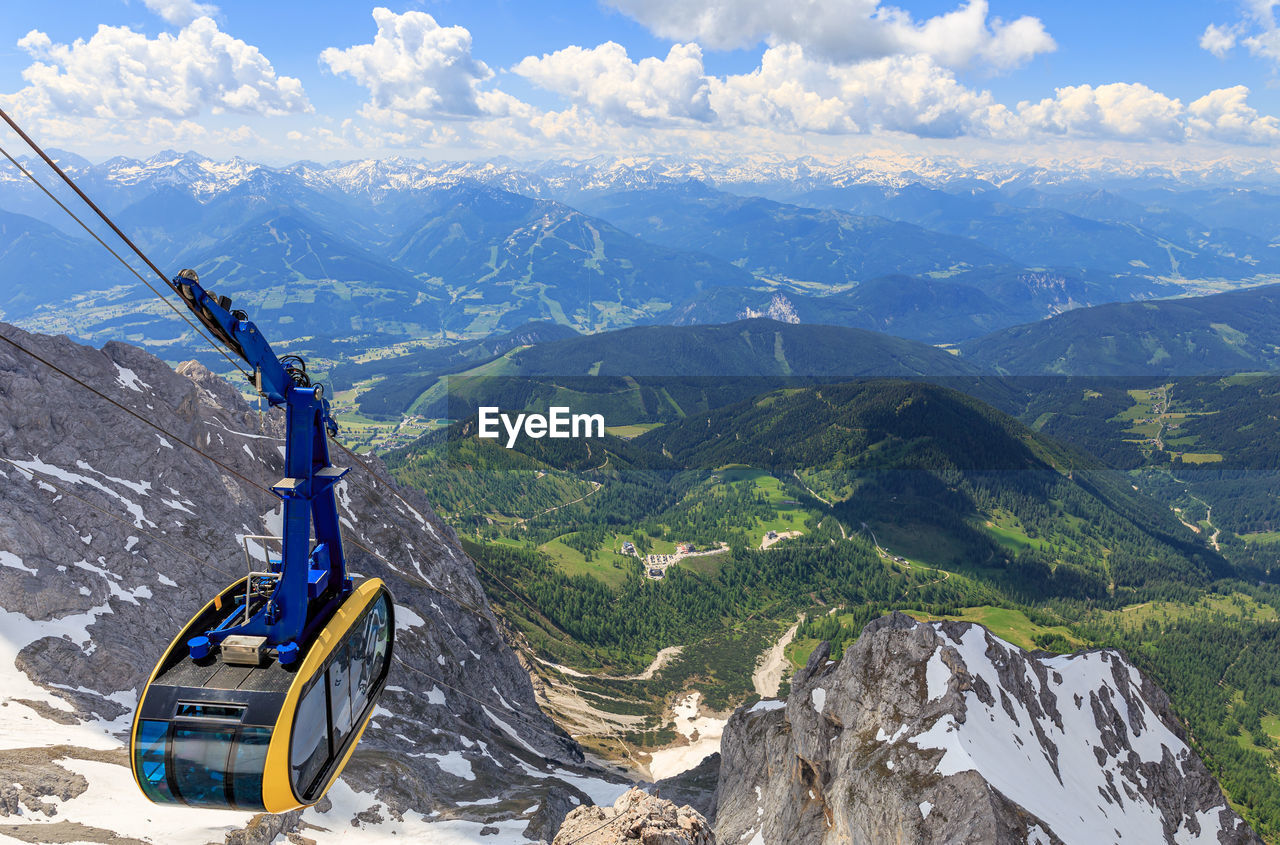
[[904, 606, 1084, 653], [606, 423, 663, 439], [785, 636, 820, 670], [539, 537, 633, 589], [1218, 372, 1271, 387], [1176, 452, 1224, 464], [1110, 593, 1278, 627], [1262, 714, 1280, 745], [680, 551, 729, 578], [1240, 531, 1280, 545], [982, 510, 1049, 553]]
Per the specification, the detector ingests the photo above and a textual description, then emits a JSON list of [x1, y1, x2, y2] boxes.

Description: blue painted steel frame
[[173, 273, 351, 652]]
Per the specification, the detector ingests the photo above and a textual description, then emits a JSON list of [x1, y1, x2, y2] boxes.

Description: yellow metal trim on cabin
[[261, 578, 385, 813]]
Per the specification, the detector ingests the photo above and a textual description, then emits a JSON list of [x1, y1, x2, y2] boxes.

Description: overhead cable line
[[0, 328, 272, 495], [0, 110, 652, 774], [0, 140, 249, 379], [1, 324, 574, 649], [1, 456, 239, 582], [0, 325, 562, 646], [0, 109, 195, 309]]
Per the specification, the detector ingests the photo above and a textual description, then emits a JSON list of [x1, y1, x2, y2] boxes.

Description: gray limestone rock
[[714, 612, 1262, 845], [0, 323, 616, 838], [552, 788, 713, 845]]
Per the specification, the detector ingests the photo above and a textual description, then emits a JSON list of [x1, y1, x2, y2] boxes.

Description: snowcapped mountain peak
[[4, 149, 1278, 214], [99, 149, 264, 198]]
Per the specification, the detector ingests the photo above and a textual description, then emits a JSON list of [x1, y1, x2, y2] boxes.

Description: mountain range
[[576, 181, 1011, 285], [5, 150, 1280, 363], [346, 276, 1280, 418]]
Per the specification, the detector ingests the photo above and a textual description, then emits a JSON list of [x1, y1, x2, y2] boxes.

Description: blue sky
[[0, 0, 1277, 163]]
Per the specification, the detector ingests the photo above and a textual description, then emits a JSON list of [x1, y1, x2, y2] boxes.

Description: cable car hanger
[[0, 108, 638, 813], [0, 107, 396, 812]]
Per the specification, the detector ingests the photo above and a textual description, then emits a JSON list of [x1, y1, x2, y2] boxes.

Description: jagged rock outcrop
[[715, 612, 1261, 845], [553, 788, 714, 845], [0, 323, 622, 842], [737, 294, 800, 324]]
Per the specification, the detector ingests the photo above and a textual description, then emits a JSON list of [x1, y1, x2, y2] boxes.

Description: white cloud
[[142, 0, 219, 26], [4, 18, 309, 120], [711, 46, 1011, 137], [513, 41, 1013, 139], [1188, 85, 1280, 144], [509, 38, 1280, 148], [1202, 1, 1280, 63], [1016, 83, 1186, 141], [321, 7, 514, 119], [1200, 23, 1239, 58], [513, 42, 713, 124], [602, 0, 1054, 69]]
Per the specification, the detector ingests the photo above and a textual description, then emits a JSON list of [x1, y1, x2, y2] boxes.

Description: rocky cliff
[[553, 787, 713, 845], [715, 612, 1261, 845], [0, 323, 625, 843]]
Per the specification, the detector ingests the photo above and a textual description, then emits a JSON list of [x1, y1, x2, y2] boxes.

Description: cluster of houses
[[621, 539, 707, 579]]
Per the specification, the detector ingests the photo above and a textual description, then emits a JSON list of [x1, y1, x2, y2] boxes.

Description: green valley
[[382, 375, 1280, 837]]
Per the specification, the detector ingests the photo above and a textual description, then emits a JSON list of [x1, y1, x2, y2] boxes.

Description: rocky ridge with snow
[[715, 612, 1261, 845], [0, 322, 626, 843], [8, 149, 1280, 219]]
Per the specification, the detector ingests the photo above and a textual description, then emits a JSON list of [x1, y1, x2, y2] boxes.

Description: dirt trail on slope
[[753, 617, 802, 697], [533, 645, 684, 682]]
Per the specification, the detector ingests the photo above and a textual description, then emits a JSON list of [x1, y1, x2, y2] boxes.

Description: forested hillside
[[962, 285, 1280, 375]]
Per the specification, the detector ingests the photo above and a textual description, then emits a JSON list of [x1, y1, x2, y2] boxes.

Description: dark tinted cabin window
[[329, 639, 354, 750], [351, 595, 390, 717], [134, 719, 174, 804], [288, 590, 394, 801], [290, 680, 329, 796], [171, 726, 234, 806], [231, 727, 270, 809]]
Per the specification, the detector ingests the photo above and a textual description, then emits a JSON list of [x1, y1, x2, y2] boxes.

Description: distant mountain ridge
[[577, 182, 1012, 284], [14, 149, 1280, 209], [355, 318, 985, 418], [961, 284, 1280, 375]]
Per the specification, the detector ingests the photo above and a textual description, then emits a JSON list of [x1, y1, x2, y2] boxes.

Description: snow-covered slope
[[717, 612, 1261, 845], [0, 323, 626, 844]]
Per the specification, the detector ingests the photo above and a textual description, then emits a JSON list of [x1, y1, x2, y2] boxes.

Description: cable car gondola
[[129, 269, 395, 812]]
